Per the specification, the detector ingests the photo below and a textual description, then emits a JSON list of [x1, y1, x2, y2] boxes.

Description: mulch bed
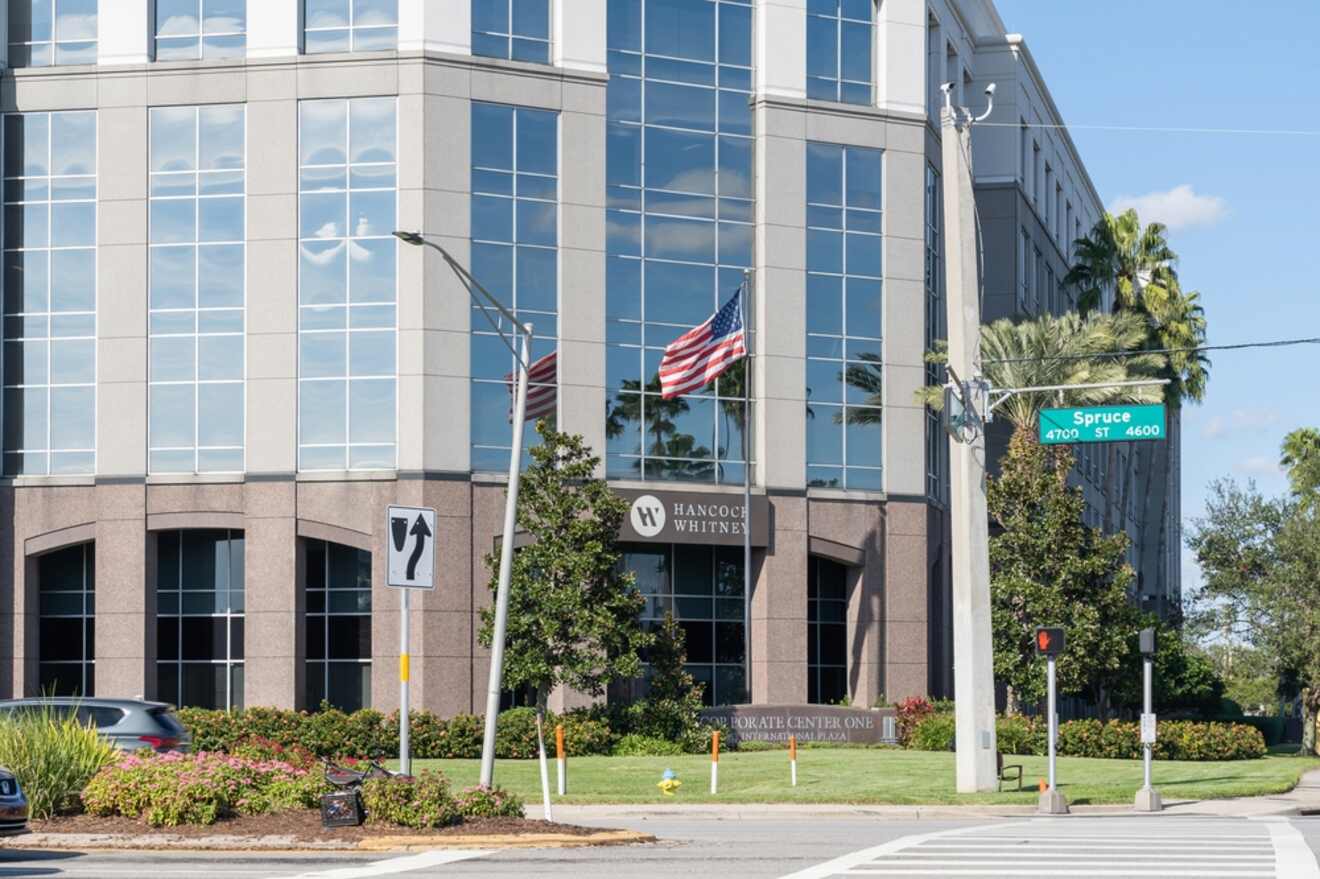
[[31, 811, 604, 843]]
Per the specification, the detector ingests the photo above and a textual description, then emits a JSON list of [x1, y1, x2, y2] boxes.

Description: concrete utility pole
[[939, 85, 999, 793]]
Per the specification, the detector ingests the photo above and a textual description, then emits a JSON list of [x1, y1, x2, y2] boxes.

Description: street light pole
[[393, 231, 533, 788]]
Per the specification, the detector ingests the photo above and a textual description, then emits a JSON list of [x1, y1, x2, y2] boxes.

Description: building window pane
[[149, 105, 245, 474], [806, 0, 873, 106], [155, 0, 246, 60], [606, 0, 754, 485], [924, 165, 946, 502], [470, 103, 559, 471], [472, 0, 550, 65], [806, 141, 882, 490], [616, 542, 745, 707], [3, 110, 96, 476], [304, 0, 397, 54], [298, 97, 397, 471], [305, 538, 371, 711], [807, 555, 848, 704], [9, 0, 97, 67], [37, 541, 94, 696], [155, 529, 244, 710]]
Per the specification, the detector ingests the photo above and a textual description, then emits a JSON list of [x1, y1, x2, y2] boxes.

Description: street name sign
[[1039, 404, 1166, 445], [1140, 712, 1157, 745], [386, 505, 436, 590]]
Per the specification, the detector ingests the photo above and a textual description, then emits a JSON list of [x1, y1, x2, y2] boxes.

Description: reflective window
[[472, 0, 549, 64], [297, 97, 397, 471], [617, 543, 745, 706], [155, 530, 244, 710], [304, 538, 371, 711], [605, 0, 754, 484], [155, 0, 246, 60], [805, 142, 882, 490], [924, 165, 945, 503], [38, 542, 94, 696], [470, 102, 558, 472], [2, 111, 97, 476], [806, 0, 872, 105], [149, 105, 245, 474], [304, 0, 396, 53], [807, 555, 848, 704], [7, 0, 97, 66]]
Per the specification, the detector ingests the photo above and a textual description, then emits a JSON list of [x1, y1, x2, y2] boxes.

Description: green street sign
[[1039, 404, 1166, 445]]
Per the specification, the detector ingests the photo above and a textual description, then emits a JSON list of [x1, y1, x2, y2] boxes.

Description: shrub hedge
[[906, 714, 1267, 761]]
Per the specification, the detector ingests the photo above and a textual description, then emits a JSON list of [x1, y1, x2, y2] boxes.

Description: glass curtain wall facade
[[805, 0, 873, 105], [469, 102, 559, 471], [304, 539, 372, 711], [297, 97, 398, 471], [604, 0, 754, 485], [807, 555, 847, 703], [37, 542, 94, 696], [471, 0, 551, 64], [2, 110, 97, 476], [621, 543, 745, 706], [148, 105, 246, 473], [924, 164, 945, 501], [154, 0, 247, 60], [155, 529, 245, 710], [804, 142, 883, 489], [7, 0, 97, 66], [304, 0, 398, 53]]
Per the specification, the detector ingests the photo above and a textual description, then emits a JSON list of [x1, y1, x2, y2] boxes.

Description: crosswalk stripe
[[1258, 817, 1320, 879], [845, 869, 1273, 877]]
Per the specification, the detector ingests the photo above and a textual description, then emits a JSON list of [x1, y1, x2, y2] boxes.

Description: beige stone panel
[[885, 501, 927, 538], [885, 620, 928, 669], [422, 95, 469, 194], [96, 337, 146, 384], [469, 68, 562, 112], [96, 382, 147, 477], [245, 99, 297, 197], [244, 480, 296, 519], [246, 378, 296, 474], [97, 107, 148, 201], [98, 199, 147, 247], [144, 69, 247, 107], [561, 81, 607, 118], [246, 240, 298, 335], [753, 661, 807, 703], [397, 92, 425, 191], [884, 661, 927, 702], [244, 515, 298, 708], [4, 75, 98, 112], [96, 245, 147, 340], [883, 535, 927, 623], [245, 66, 298, 103], [97, 73, 147, 109], [808, 497, 885, 552], [883, 278, 926, 368], [247, 331, 297, 381], [145, 483, 245, 516], [296, 62, 399, 100], [882, 404, 926, 497], [296, 480, 399, 539], [803, 111, 888, 151], [423, 374, 469, 474], [94, 516, 149, 698], [246, 193, 297, 242], [423, 63, 471, 101]]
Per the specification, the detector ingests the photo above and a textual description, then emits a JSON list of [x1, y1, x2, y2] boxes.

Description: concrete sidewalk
[[529, 769, 1320, 822]]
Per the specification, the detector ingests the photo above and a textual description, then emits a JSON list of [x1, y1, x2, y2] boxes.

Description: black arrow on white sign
[[406, 514, 432, 581]]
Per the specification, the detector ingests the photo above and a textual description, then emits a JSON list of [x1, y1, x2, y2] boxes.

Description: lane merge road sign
[[387, 505, 436, 589], [1039, 404, 1166, 445]]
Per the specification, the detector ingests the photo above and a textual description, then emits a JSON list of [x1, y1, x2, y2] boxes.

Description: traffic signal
[[1034, 627, 1065, 656]]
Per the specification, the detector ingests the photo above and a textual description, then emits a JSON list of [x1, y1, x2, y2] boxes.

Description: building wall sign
[[615, 489, 769, 547], [700, 704, 898, 745]]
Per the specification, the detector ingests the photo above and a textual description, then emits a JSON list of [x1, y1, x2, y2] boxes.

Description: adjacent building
[[0, 0, 1179, 714]]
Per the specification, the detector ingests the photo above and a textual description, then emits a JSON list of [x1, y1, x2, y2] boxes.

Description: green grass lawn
[[394, 750, 1320, 806]]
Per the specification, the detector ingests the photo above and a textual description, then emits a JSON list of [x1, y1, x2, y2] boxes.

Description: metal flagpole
[[741, 270, 753, 703]]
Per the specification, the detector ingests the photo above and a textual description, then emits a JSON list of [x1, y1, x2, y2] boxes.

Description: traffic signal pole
[[940, 88, 998, 793]]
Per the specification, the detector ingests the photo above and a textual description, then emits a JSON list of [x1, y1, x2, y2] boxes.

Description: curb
[[357, 830, 655, 851]]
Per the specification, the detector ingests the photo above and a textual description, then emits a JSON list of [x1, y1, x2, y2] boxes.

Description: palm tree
[[916, 310, 1166, 435], [1282, 427, 1320, 507]]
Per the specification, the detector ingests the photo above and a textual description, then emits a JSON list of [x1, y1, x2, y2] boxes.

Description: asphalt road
[[5, 814, 1320, 878]]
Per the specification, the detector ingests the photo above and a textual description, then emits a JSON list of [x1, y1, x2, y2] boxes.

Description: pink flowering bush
[[360, 772, 461, 829], [454, 784, 524, 819], [81, 751, 330, 827]]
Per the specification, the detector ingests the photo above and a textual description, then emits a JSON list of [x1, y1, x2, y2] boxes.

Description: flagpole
[[741, 269, 753, 704]]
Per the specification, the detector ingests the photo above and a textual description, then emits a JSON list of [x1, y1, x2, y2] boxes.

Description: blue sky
[[993, 0, 1320, 591]]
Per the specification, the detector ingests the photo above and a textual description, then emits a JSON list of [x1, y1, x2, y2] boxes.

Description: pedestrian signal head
[[1034, 627, 1065, 656]]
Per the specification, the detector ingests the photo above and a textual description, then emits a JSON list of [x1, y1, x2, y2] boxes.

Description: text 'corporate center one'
[[0, 0, 1180, 715]]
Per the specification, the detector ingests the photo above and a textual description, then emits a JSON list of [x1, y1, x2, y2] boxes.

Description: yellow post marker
[[710, 730, 720, 794], [399, 653, 410, 681], [789, 734, 797, 787], [555, 723, 566, 796]]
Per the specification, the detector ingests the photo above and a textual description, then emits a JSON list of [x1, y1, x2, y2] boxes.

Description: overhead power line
[[982, 121, 1320, 137], [982, 336, 1320, 366]]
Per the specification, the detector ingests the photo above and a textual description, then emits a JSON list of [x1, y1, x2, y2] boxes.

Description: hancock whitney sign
[[615, 488, 770, 547]]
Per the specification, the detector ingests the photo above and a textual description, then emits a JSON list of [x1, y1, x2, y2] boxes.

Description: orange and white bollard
[[789, 734, 797, 787], [555, 724, 566, 796], [710, 730, 720, 794]]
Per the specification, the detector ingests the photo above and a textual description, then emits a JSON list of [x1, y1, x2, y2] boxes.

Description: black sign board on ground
[[700, 704, 898, 746]]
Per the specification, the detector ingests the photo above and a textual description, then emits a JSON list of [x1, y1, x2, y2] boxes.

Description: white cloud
[[1237, 455, 1282, 477], [1109, 184, 1227, 231], [1201, 408, 1280, 440]]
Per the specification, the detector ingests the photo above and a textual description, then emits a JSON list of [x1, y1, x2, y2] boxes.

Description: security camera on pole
[[1035, 627, 1069, 815], [1135, 627, 1162, 812]]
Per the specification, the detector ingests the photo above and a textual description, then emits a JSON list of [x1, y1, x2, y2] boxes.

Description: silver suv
[[0, 698, 192, 753]]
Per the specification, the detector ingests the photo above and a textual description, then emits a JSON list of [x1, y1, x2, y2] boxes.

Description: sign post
[[1035, 627, 1069, 815], [1135, 627, 1162, 812], [386, 505, 437, 777], [1039, 404, 1166, 446]]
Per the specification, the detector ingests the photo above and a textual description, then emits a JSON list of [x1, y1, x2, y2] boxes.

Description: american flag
[[658, 287, 747, 400], [506, 350, 557, 420]]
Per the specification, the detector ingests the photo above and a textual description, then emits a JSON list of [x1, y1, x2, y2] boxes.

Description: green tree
[[1282, 427, 1320, 507], [478, 422, 652, 737], [1110, 620, 1224, 716], [987, 430, 1137, 715]]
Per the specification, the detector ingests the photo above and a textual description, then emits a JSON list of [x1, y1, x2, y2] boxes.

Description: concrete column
[[554, 0, 606, 74], [242, 483, 299, 708], [881, 502, 928, 701], [754, 0, 805, 101], [398, 0, 469, 55], [751, 496, 807, 703], [94, 485, 149, 698], [97, 0, 150, 65], [875, 0, 926, 117], [247, 0, 301, 59]]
